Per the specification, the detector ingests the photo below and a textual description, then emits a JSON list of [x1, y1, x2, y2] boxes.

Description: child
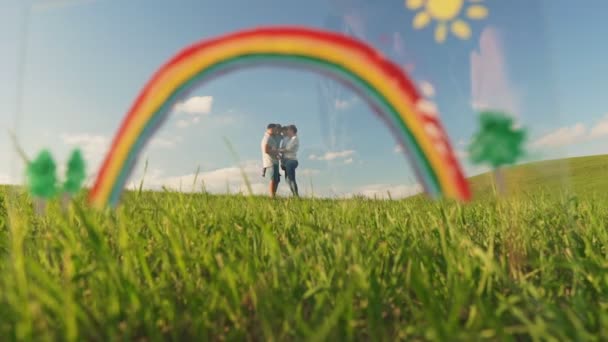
[[279, 126, 289, 172]]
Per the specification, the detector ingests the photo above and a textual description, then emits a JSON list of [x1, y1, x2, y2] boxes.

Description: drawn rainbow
[[88, 26, 471, 208]]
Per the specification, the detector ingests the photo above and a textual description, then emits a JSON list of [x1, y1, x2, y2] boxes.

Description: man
[[279, 125, 300, 197], [261, 123, 280, 197]]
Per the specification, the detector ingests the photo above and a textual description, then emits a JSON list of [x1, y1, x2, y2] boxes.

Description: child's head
[[287, 125, 297, 136]]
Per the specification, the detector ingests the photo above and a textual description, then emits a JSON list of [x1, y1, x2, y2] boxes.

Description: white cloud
[[135, 161, 262, 194], [345, 183, 423, 199], [61, 131, 181, 169], [300, 169, 321, 177], [168, 163, 258, 192], [471, 27, 520, 116], [60, 133, 109, 170], [60, 132, 180, 185], [134, 161, 299, 196], [174, 96, 214, 115], [309, 150, 356, 161], [416, 99, 439, 116], [126, 163, 422, 201], [344, 158, 354, 164], [60, 133, 112, 186], [419, 80, 435, 98], [60, 133, 107, 148], [528, 114, 608, 150], [176, 119, 190, 128], [150, 135, 182, 149], [335, 99, 350, 110], [175, 107, 239, 128], [590, 114, 608, 138], [531, 123, 586, 148], [128, 162, 323, 197], [334, 97, 358, 111]]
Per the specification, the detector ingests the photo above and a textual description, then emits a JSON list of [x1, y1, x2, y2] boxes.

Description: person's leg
[[292, 160, 299, 196], [285, 160, 299, 196], [267, 166, 277, 197], [284, 161, 294, 194], [283, 160, 287, 177], [272, 163, 280, 195]]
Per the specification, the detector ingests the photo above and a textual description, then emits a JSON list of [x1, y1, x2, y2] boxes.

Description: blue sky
[[1, 0, 608, 198]]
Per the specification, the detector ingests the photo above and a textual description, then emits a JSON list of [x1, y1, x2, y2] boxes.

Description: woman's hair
[[288, 125, 297, 133]]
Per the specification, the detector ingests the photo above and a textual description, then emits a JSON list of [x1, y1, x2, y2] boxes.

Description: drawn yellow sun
[[406, 0, 489, 43]]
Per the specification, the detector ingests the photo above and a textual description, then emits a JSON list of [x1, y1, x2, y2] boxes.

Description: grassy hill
[[468, 154, 608, 199], [3, 154, 608, 202]]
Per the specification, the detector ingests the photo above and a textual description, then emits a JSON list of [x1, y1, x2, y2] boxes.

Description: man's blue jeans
[[284, 159, 299, 196]]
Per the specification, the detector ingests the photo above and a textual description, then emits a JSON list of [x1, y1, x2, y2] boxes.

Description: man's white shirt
[[261, 133, 278, 168], [282, 135, 299, 160]]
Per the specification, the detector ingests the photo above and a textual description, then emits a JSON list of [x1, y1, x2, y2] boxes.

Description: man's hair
[[288, 124, 298, 133], [267, 123, 277, 129]]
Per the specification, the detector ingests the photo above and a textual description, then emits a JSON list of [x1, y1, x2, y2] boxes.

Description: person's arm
[[280, 139, 291, 152], [265, 142, 278, 156], [282, 137, 298, 153], [292, 137, 299, 152]]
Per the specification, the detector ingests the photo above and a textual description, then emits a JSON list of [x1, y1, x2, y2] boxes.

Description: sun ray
[[405, 0, 425, 10], [435, 23, 447, 43], [467, 5, 488, 19], [413, 12, 431, 29], [451, 19, 471, 39]]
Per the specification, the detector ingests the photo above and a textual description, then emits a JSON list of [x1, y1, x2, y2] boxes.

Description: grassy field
[[1, 155, 608, 341]]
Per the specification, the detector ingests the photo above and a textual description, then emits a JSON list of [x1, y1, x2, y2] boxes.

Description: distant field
[[469, 154, 608, 198], [0, 155, 608, 340]]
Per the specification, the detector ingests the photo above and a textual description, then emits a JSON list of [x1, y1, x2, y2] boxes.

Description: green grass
[[469, 154, 608, 198], [1, 155, 608, 341]]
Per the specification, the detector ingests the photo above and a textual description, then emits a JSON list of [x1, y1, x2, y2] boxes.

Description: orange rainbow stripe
[[88, 26, 470, 208]]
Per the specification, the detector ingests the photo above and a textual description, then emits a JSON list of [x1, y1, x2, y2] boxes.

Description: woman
[[280, 125, 299, 197]]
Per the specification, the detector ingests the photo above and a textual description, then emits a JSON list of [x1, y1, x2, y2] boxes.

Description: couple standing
[[260, 123, 299, 198]]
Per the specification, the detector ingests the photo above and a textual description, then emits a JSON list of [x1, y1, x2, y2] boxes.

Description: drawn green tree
[[468, 111, 526, 195], [26, 150, 58, 212], [63, 149, 86, 195]]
